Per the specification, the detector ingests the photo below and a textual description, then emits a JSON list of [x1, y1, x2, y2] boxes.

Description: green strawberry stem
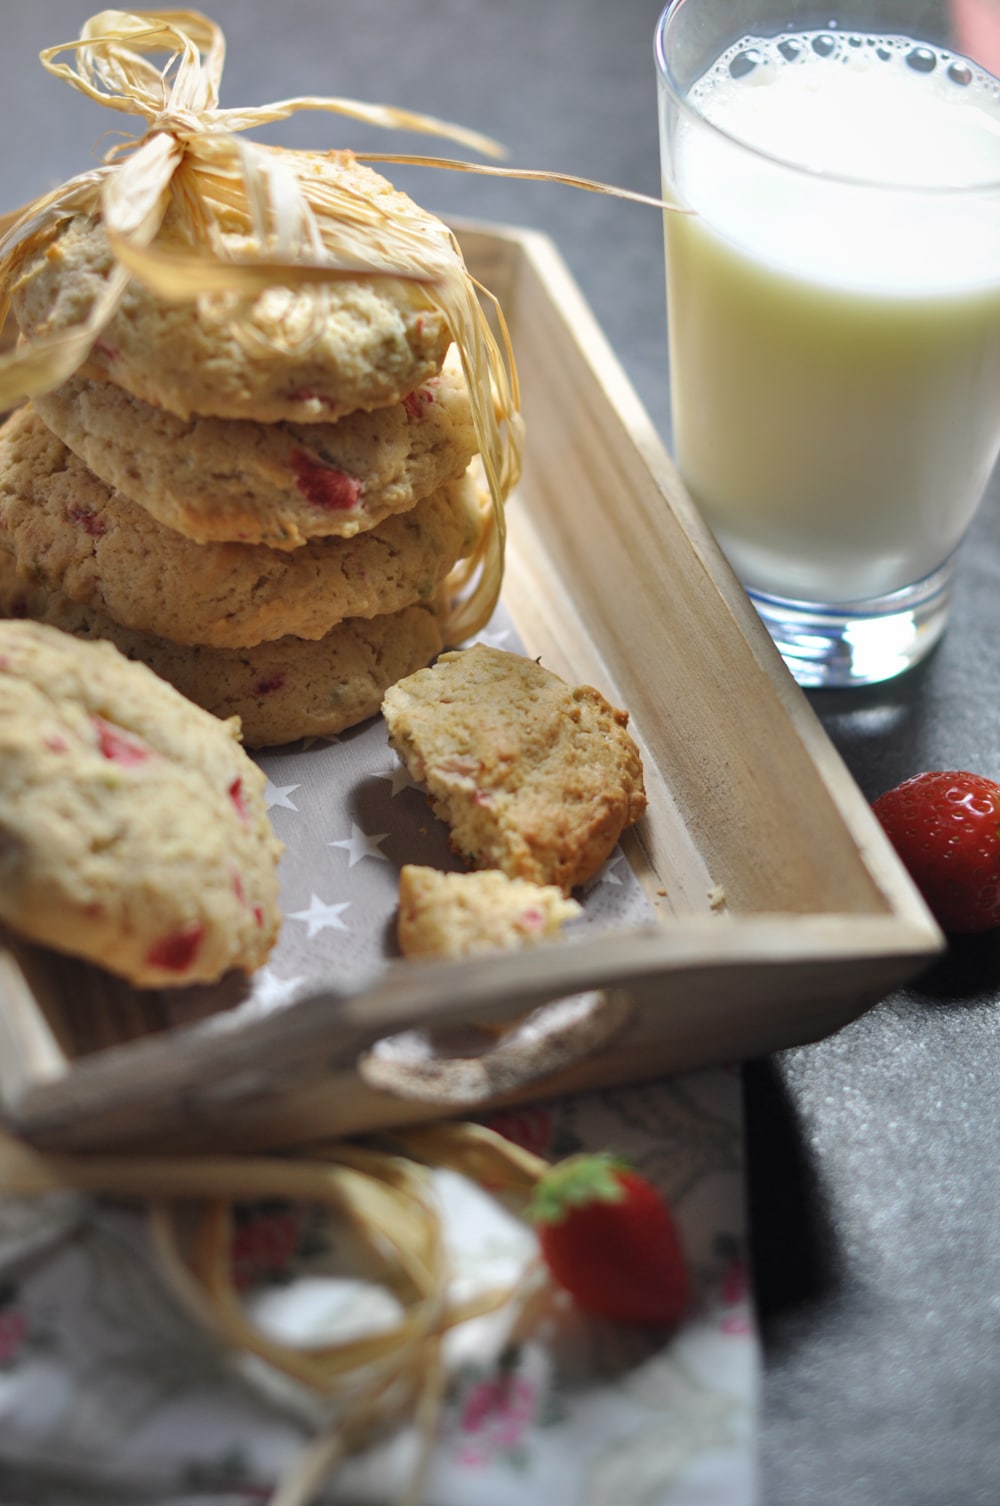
[[527, 1152, 631, 1225]]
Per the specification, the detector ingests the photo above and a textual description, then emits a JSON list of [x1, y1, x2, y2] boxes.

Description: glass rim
[[653, 0, 1000, 196]]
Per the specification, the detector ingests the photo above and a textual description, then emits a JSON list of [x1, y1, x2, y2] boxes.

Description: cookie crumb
[[397, 865, 581, 960]]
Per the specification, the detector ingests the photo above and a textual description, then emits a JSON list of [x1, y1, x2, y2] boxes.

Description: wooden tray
[[0, 221, 943, 1154]]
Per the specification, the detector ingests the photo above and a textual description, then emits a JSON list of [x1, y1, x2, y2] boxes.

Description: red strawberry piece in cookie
[[288, 450, 362, 511], [91, 715, 153, 767], [145, 921, 206, 974]]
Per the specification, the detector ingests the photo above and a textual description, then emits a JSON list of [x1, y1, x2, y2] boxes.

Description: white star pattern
[[249, 967, 306, 1013], [376, 757, 421, 797], [263, 779, 301, 812], [288, 893, 351, 938], [329, 823, 390, 866]]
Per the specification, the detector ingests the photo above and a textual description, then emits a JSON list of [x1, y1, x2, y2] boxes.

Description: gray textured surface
[[3, 3, 1000, 1502]]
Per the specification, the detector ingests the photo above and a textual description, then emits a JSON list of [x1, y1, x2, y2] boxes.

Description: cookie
[[0, 406, 484, 648], [0, 619, 282, 987], [32, 346, 477, 548], [397, 864, 582, 959], [11, 157, 453, 423], [0, 556, 445, 748], [382, 645, 647, 892]]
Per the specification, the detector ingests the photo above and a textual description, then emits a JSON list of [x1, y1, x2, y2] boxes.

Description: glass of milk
[[655, 0, 1000, 687]]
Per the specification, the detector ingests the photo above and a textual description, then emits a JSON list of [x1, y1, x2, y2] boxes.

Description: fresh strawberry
[[528, 1153, 690, 1325], [872, 769, 1000, 933]]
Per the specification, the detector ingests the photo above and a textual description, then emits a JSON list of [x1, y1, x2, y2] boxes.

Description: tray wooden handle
[[357, 989, 633, 1108]]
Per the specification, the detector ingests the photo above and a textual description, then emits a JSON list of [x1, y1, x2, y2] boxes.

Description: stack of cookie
[[0, 159, 490, 747]]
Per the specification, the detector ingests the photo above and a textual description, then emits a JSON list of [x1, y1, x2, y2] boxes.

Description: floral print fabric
[[0, 1072, 758, 1505]]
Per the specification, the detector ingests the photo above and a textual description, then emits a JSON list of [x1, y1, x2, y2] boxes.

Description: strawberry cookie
[[0, 620, 283, 986], [382, 645, 647, 892]]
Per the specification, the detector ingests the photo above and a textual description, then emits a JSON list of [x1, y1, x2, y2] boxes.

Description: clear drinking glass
[[655, 0, 1000, 687]]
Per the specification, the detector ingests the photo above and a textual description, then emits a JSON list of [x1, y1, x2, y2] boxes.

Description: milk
[[661, 32, 1000, 603]]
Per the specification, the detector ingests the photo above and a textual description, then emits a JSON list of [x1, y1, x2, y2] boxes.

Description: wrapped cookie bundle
[[0, 10, 522, 746]]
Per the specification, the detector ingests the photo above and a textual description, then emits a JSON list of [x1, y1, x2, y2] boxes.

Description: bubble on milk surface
[[728, 47, 763, 81], [691, 29, 999, 108], [906, 47, 937, 74]]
